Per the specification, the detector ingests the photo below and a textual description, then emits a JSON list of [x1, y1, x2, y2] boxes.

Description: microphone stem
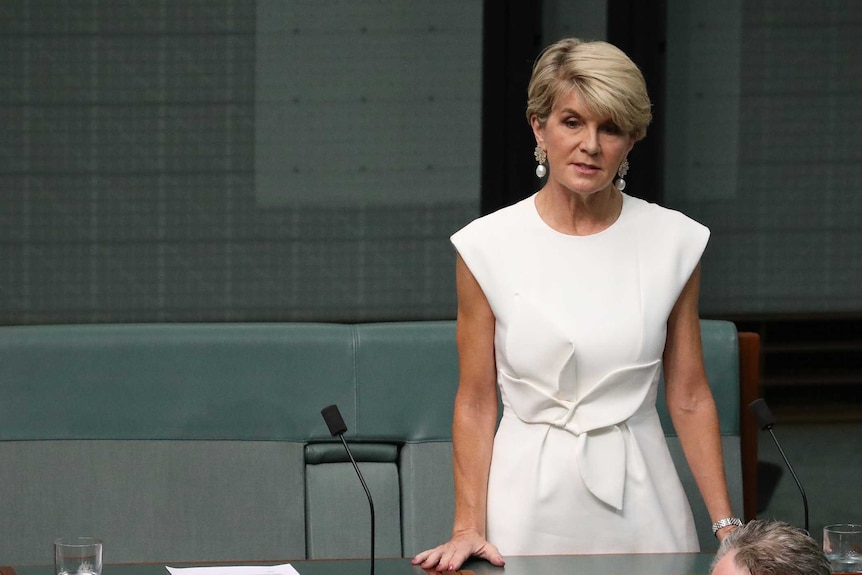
[[768, 428, 809, 534], [339, 434, 375, 575]]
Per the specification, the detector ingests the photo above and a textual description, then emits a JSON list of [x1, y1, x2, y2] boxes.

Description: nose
[[580, 127, 600, 155]]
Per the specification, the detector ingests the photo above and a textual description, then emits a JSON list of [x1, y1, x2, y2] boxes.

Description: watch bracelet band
[[711, 517, 743, 536]]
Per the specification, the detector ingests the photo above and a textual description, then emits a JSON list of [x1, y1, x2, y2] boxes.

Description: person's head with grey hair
[[711, 519, 831, 575]]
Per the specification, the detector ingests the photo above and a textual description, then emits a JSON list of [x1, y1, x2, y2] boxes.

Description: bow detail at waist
[[498, 359, 662, 510]]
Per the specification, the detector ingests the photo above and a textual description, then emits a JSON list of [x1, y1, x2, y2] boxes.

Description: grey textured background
[[665, 1, 862, 315], [2, 0, 861, 324], [1, 0, 480, 324]]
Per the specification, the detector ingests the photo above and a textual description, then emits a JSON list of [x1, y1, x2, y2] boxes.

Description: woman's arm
[[412, 254, 505, 571], [663, 264, 738, 540]]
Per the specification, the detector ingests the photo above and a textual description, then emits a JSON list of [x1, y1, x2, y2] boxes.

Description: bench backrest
[[0, 320, 743, 563]]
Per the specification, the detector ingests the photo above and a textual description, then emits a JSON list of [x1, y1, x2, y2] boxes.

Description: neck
[[536, 185, 623, 236]]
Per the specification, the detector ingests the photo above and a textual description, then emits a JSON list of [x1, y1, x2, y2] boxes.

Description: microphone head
[[321, 404, 348, 436], [749, 398, 776, 430]]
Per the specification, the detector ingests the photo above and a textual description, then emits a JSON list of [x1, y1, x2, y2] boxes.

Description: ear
[[530, 115, 545, 148]]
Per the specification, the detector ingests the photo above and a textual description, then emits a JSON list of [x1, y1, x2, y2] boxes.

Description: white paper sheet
[[166, 564, 300, 575]]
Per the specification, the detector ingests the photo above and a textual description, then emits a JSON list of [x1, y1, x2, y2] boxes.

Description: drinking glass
[[54, 537, 103, 575], [824, 524, 862, 574]]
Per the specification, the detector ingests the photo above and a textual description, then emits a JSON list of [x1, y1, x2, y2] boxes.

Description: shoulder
[[450, 195, 537, 295], [625, 194, 710, 244], [623, 195, 710, 287], [451, 194, 536, 249]]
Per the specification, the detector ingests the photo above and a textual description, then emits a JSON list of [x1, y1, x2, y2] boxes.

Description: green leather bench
[[0, 320, 753, 565]]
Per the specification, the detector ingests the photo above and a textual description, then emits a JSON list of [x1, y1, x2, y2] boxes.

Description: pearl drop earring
[[534, 145, 547, 178], [615, 158, 629, 191]]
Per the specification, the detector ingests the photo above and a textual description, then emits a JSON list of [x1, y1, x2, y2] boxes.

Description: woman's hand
[[411, 528, 505, 572]]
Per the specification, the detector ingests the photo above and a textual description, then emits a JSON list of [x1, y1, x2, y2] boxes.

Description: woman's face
[[532, 89, 634, 198]]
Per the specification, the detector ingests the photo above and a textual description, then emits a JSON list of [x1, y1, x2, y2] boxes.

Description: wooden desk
[[5, 553, 715, 575]]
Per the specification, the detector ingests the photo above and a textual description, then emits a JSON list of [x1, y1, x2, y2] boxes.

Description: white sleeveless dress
[[450, 192, 709, 555]]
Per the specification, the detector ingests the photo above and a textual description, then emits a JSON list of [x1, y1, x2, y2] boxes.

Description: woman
[[413, 38, 740, 572]]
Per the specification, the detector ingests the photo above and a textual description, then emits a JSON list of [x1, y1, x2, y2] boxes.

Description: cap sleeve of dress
[[450, 208, 513, 300], [675, 214, 710, 286]]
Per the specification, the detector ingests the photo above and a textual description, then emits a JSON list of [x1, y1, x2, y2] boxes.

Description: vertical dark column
[[480, 1, 544, 215], [607, 0, 667, 204]]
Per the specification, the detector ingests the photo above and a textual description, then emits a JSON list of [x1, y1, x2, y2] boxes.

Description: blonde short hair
[[526, 38, 652, 142]]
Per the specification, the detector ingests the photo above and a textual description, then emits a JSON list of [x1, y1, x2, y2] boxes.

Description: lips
[[573, 162, 601, 174]]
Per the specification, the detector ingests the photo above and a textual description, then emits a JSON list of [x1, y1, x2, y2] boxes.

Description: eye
[[564, 117, 582, 129], [600, 122, 623, 135]]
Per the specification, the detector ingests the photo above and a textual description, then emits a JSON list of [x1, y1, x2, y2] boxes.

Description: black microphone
[[749, 398, 809, 534], [320, 404, 375, 575]]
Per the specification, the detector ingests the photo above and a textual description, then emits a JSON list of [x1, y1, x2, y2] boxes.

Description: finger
[[411, 548, 434, 564], [486, 551, 506, 566], [418, 547, 447, 569], [440, 549, 468, 572], [432, 548, 457, 572], [441, 539, 481, 572], [478, 542, 505, 566]]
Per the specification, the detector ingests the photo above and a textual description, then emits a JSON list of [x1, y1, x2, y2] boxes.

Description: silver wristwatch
[[711, 517, 743, 536]]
